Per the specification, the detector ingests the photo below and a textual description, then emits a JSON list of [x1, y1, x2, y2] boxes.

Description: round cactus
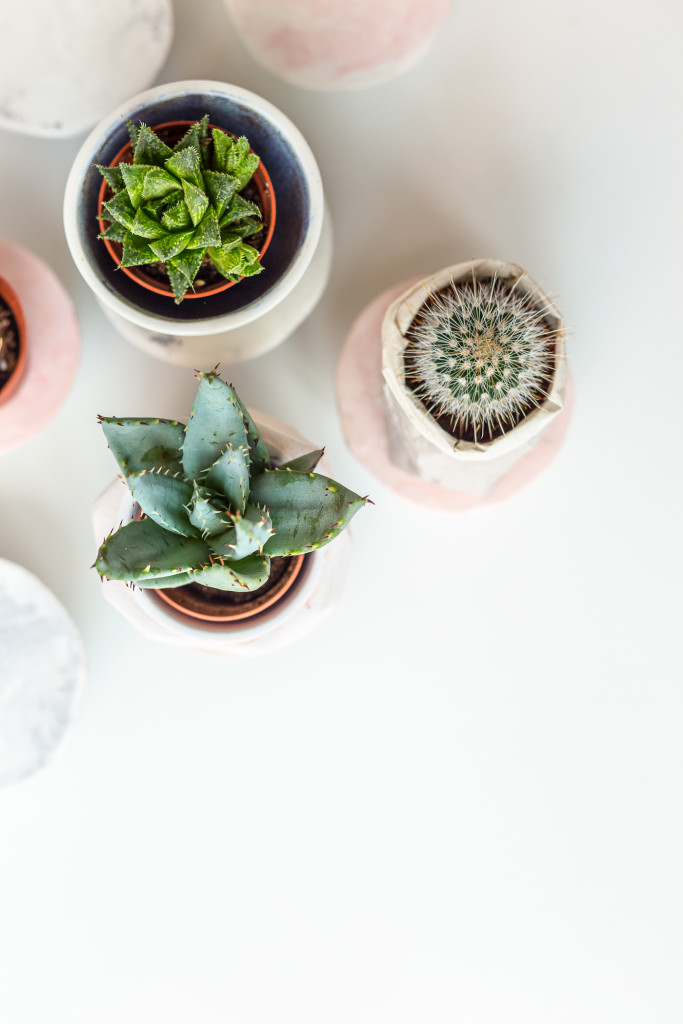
[[406, 276, 555, 440]]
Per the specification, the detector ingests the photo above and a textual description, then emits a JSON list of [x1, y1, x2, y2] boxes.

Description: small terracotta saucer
[[336, 280, 573, 512]]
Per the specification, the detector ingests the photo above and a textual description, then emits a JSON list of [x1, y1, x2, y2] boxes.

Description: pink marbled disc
[[336, 280, 574, 511], [0, 239, 80, 454]]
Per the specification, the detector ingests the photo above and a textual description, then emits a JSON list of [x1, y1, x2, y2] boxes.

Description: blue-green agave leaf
[[181, 372, 249, 481], [187, 553, 270, 592], [187, 484, 232, 538], [209, 504, 273, 561], [250, 469, 368, 556], [99, 416, 185, 476], [278, 449, 324, 474], [128, 470, 197, 537], [204, 444, 250, 513], [95, 517, 209, 582]]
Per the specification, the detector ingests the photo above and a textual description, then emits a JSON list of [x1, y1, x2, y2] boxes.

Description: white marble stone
[[0, 559, 85, 786], [0, 0, 173, 138]]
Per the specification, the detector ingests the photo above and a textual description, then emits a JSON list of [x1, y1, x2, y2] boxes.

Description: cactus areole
[[0, 275, 27, 405], [97, 117, 276, 304], [403, 269, 560, 445], [95, 370, 369, 625]]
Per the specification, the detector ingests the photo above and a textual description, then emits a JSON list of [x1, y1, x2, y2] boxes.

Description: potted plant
[[0, 274, 27, 406], [0, 237, 80, 455], [337, 259, 568, 505], [93, 369, 369, 654], [64, 80, 332, 367]]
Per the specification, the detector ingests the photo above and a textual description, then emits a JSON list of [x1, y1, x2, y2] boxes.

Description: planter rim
[[381, 258, 567, 461], [64, 79, 324, 335]]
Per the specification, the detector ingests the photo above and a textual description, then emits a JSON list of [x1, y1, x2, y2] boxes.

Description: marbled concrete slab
[[0, 559, 85, 786], [0, 0, 173, 137]]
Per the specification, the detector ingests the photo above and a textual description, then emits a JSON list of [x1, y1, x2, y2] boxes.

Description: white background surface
[[0, 1, 681, 1021]]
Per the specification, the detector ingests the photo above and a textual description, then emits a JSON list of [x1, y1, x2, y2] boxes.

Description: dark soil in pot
[[151, 551, 311, 626], [402, 278, 558, 445], [0, 277, 26, 403]]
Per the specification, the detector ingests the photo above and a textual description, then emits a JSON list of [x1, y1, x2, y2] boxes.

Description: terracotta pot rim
[[0, 274, 28, 406], [151, 551, 309, 627], [96, 119, 277, 301]]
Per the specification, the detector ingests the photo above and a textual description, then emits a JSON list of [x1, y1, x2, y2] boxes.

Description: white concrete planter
[[0, 0, 173, 138], [92, 413, 352, 657], [381, 260, 567, 498], [223, 0, 452, 90], [64, 80, 331, 367]]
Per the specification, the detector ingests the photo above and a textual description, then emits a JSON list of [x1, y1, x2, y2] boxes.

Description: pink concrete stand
[[0, 239, 80, 454], [336, 281, 574, 512]]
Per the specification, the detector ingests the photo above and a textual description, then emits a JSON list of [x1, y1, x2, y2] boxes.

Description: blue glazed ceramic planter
[[64, 80, 332, 365]]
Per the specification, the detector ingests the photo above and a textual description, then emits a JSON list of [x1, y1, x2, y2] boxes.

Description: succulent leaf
[[99, 417, 185, 476], [166, 249, 204, 299], [128, 470, 197, 537], [278, 450, 324, 474], [250, 470, 367, 556], [121, 232, 159, 267], [187, 484, 231, 538], [202, 170, 238, 218], [165, 147, 204, 189], [120, 164, 156, 209], [173, 115, 210, 155], [132, 207, 167, 240], [99, 221, 127, 244], [103, 191, 137, 231], [205, 444, 250, 514], [148, 229, 194, 262], [181, 373, 249, 481], [187, 553, 270, 592], [210, 504, 273, 561], [133, 124, 173, 165], [97, 164, 125, 192], [181, 178, 210, 226], [232, 394, 271, 472], [187, 207, 221, 250], [141, 167, 183, 200], [95, 517, 210, 582], [161, 199, 193, 231]]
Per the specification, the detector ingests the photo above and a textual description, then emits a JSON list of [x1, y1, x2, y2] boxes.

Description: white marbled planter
[[0, 0, 173, 138], [0, 560, 86, 786]]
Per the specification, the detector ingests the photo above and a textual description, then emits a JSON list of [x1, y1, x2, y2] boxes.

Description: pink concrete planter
[[336, 278, 573, 511], [224, 0, 452, 90], [0, 239, 80, 455]]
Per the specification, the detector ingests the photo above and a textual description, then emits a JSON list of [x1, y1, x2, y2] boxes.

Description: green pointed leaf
[[181, 179, 209, 227], [181, 372, 249, 481], [205, 444, 250, 513], [208, 243, 244, 278], [102, 191, 137, 231], [149, 230, 194, 262], [187, 484, 232, 538], [220, 193, 261, 226], [173, 116, 210, 156], [166, 249, 205, 300], [133, 124, 173, 166], [235, 247, 262, 276], [187, 553, 270, 592], [211, 128, 232, 173], [225, 135, 249, 174], [141, 167, 183, 200], [130, 572, 194, 589], [251, 469, 367, 556], [161, 198, 192, 231], [121, 164, 157, 209], [187, 206, 221, 249], [95, 517, 210, 583], [99, 221, 127, 244], [219, 219, 261, 243], [121, 231, 159, 267], [233, 151, 260, 189], [202, 170, 238, 218], [278, 450, 324, 474], [97, 164, 125, 193], [232, 396, 270, 472], [126, 120, 139, 149], [210, 504, 273, 561], [128, 470, 197, 537], [165, 146, 204, 188], [99, 416, 185, 476], [132, 207, 166, 240]]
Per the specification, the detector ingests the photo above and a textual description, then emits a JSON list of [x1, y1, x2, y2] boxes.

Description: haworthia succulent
[[98, 117, 265, 302]]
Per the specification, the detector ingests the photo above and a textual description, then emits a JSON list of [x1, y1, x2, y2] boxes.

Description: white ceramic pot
[[91, 412, 352, 657], [223, 0, 452, 90], [381, 259, 567, 498], [64, 80, 331, 367]]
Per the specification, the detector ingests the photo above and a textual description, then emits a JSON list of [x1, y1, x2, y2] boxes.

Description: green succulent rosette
[[97, 116, 266, 303], [95, 371, 369, 591]]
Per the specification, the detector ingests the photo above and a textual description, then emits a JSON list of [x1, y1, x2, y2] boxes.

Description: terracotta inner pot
[[97, 120, 277, 300], [151, 551, 310, 626], [402, 277, 559, 445], [0, 275, 27, 405]]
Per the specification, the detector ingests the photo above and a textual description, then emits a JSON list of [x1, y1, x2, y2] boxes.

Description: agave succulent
[[95, 370, 368, 591], [97, 116, 267, 303], [407, 275, 554, 440]]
